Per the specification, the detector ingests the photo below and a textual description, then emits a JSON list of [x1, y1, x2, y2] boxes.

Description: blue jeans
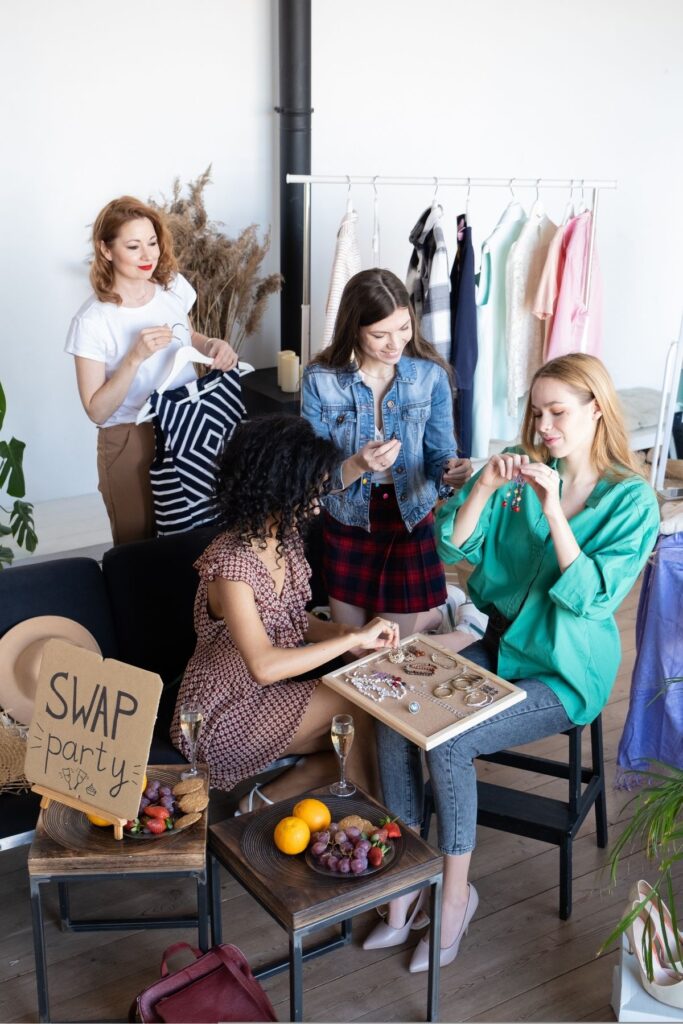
[[375, 640, 572, 855]]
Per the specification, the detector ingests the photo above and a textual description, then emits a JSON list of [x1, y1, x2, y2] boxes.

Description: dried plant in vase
[[151, 167, 282, 355]]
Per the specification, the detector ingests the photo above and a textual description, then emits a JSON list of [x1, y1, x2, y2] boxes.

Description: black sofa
[[0, 519, 328, 851]]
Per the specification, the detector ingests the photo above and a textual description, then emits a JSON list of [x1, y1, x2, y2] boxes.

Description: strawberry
[[145, 818, 166, 835], [368, 846, 384, 868], [384, 822, 401, 839], [145, 805, 171, 819], [371, 827, 389, 843]]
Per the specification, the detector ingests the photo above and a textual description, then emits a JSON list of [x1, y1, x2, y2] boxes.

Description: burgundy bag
[[135, 941, 278, 1023]]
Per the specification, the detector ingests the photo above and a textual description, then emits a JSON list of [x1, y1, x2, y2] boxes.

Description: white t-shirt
[[65, 273, 198, 428]]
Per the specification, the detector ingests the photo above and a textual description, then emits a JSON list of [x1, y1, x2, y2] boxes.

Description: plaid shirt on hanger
[[406, 206, 451, 360]]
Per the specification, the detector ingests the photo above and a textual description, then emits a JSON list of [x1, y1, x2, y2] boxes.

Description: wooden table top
[[28, 765, 208, 877], [209, 786, 443, 931]]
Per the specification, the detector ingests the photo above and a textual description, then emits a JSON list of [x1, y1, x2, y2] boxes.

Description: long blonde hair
[[520, 354, 644, 479], [89, 196, 177, 304]]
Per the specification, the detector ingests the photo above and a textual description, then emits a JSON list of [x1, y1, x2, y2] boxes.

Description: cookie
[[174, 812, 202, 831], [173, 778, 205, 797], [179, 791, 209, 813], [338, 814, 375, 835]]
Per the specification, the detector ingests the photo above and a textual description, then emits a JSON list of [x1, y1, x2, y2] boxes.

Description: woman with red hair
[[65, 196, 237, 544]]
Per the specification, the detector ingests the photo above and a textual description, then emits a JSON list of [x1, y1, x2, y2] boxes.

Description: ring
[[407, 701, 421, 714], [433, 683, 454, 699], [463, 690, 493, 708]]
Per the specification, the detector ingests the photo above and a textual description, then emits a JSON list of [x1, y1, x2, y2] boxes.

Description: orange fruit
[[86, 812, 112, 827], [273, 816, 310, 855], [292, 798, 331, 833]]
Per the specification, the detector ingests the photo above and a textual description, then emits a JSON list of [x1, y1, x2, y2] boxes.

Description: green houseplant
[[0, 381, 38, 568], [151, 167, 282, 356]]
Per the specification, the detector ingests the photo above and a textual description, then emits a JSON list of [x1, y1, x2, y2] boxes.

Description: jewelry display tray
[[322, 633, 526, 751]]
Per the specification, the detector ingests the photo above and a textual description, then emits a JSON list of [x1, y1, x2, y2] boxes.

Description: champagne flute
[[329, 714, 356, 797], [179, 702, 204, 780]]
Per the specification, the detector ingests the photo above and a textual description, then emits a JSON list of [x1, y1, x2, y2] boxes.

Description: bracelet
[[463, 689, 493, 708], [433, 683, 455, 698]]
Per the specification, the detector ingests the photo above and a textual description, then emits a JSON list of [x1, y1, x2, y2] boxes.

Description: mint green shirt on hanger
[[435, 455, 660, 725]]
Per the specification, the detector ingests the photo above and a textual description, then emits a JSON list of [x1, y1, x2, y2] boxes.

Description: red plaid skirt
[[322, 484, 447, 614]]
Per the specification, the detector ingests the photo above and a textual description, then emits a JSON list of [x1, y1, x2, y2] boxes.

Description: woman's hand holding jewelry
[[356, 438, 402, 474], [519, 462, 562, 515], [204, 337, 239, 371], [442, 457, 473, 489], [478, 452, 530, 492], [355, 616, 400, 651]]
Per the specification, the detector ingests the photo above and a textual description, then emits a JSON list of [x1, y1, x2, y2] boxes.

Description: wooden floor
[[0, 579, 667, 1023]]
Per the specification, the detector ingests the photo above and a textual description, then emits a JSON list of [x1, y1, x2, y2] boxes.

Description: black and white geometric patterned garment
[[148, 368, 245, 535]]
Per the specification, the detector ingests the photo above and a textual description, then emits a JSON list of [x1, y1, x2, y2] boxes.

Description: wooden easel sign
[[24, 639, 163, 838]]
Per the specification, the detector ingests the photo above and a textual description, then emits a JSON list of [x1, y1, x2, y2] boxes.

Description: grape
[[338, 858, 351, 874], [311, 841, 328, 857], [338, 841, 354, 856], [316, 830, 330, 846], [327, 856, 340, 872], [334, 830, 347, 844], [160, 796, 174, 810], [159, 786, 172, 797], [139, 796, 150, 812], [346, 826, 360, 839], [329, 822, 339, 833], [355, 839, 371, 855], [319, 851, 332, 866], [350, 858, 366, 874], [144, 784, 160, 800]]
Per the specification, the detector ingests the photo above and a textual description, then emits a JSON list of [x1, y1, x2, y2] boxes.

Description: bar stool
[[420, 715, 608, 920]]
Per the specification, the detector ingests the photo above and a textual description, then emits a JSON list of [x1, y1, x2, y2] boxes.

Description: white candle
[[280, 354, 300, 392], [277, 349, 295, 386]]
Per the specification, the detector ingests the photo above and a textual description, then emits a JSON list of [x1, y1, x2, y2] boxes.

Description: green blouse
[[435, 457, 660, 725]]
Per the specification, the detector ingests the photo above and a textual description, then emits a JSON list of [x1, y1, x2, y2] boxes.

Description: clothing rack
[[286, 173, 617, 368]]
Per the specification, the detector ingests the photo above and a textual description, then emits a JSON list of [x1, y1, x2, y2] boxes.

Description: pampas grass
[[152, 167, 282, 355]]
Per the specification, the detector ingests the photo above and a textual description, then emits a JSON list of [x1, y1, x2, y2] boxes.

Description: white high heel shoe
[[626, 901, 683, 1010], [409, 884, 479, 973], [234, 783, 274, 817], [363, 890, 429, 950]]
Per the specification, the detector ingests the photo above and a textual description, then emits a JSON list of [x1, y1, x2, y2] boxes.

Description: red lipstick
[[139, 264, 153, 271]]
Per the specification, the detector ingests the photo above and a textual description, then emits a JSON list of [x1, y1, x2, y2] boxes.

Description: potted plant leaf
[[0, 380, 38, 568], [151, 167, 282, 356]]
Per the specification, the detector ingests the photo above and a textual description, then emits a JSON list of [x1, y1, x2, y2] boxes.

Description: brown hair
[[520, 353, 644, 479], [312, 268, 452, 377], [89, 196, 178, 304]]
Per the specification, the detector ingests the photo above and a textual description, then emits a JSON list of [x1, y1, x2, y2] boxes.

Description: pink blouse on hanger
[[541, 212, 602, 360]]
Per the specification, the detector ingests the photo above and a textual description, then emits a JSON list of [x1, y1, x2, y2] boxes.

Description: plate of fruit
[[123, 775, 208, 839], [305, 809, 402, 878]]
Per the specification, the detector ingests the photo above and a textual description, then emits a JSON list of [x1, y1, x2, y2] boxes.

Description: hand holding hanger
[[136, 346, 253, 424], [132, 324, 174, 362], [203, 336, 239, 371]]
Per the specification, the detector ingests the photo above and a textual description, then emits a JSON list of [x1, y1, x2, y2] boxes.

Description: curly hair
[[89, 196, 178, 304], [312, 268, 452, 377], [215, 415, 342, 556]]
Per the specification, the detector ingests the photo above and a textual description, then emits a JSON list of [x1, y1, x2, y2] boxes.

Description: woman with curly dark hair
[[170, 415, 396, 806]]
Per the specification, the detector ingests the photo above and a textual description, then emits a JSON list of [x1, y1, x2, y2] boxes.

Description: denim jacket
[[301, 356, 456, 532]]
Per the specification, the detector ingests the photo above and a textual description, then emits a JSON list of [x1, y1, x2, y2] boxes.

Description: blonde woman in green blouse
[[368, 353, 660, 973]]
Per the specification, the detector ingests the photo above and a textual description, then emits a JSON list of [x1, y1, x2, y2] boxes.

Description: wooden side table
[[209, 786, 443, 1022], [27, 765, 211, 1023]]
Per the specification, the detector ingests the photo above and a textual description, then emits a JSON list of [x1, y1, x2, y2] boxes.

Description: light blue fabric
[[301, 355, 456, 532], [616, 532, 683, 784]]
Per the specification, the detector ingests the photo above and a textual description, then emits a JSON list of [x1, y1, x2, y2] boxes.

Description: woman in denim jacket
[[302, 268, 472, 640]]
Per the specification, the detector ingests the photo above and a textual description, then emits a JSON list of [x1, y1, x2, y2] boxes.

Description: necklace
[[345, 670, 407, 703], [361, 367, 395, 381]]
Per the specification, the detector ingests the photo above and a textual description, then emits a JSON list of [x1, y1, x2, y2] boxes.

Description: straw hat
[[0, 617, 101, 726]]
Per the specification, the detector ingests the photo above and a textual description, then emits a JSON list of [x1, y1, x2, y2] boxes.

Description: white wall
[[2, 0, 681, 506], [309, 0, 683, 390], [0, 0, 279, 501]]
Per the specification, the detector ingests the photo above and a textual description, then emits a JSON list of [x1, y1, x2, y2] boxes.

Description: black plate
[[305, 839, 396, 879]]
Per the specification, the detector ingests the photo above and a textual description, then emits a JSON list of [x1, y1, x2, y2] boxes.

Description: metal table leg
[[427, 878, 442, 1022], [209, 853, 223, 946], [196, 870, 210, 952], [30, 878, 50, 1023], [289, 930, 304, 1022]]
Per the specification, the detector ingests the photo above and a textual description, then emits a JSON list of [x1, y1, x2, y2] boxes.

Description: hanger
[[562, 179, 575, 225], [345, 175, 354, 215], [136, 347, 254, 424], [575, 179, 588, 215], [465, 177, 472, 220], [528, 178, 544, 219], [371, 176, 380, 264]]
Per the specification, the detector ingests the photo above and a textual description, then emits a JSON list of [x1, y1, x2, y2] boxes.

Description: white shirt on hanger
[[323, 204, 362, 347]]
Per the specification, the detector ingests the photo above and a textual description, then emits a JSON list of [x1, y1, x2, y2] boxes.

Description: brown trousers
[[96, 422, 156, 545]]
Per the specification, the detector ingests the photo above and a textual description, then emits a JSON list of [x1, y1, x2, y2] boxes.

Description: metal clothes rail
[[286, 173, 617, 367]]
